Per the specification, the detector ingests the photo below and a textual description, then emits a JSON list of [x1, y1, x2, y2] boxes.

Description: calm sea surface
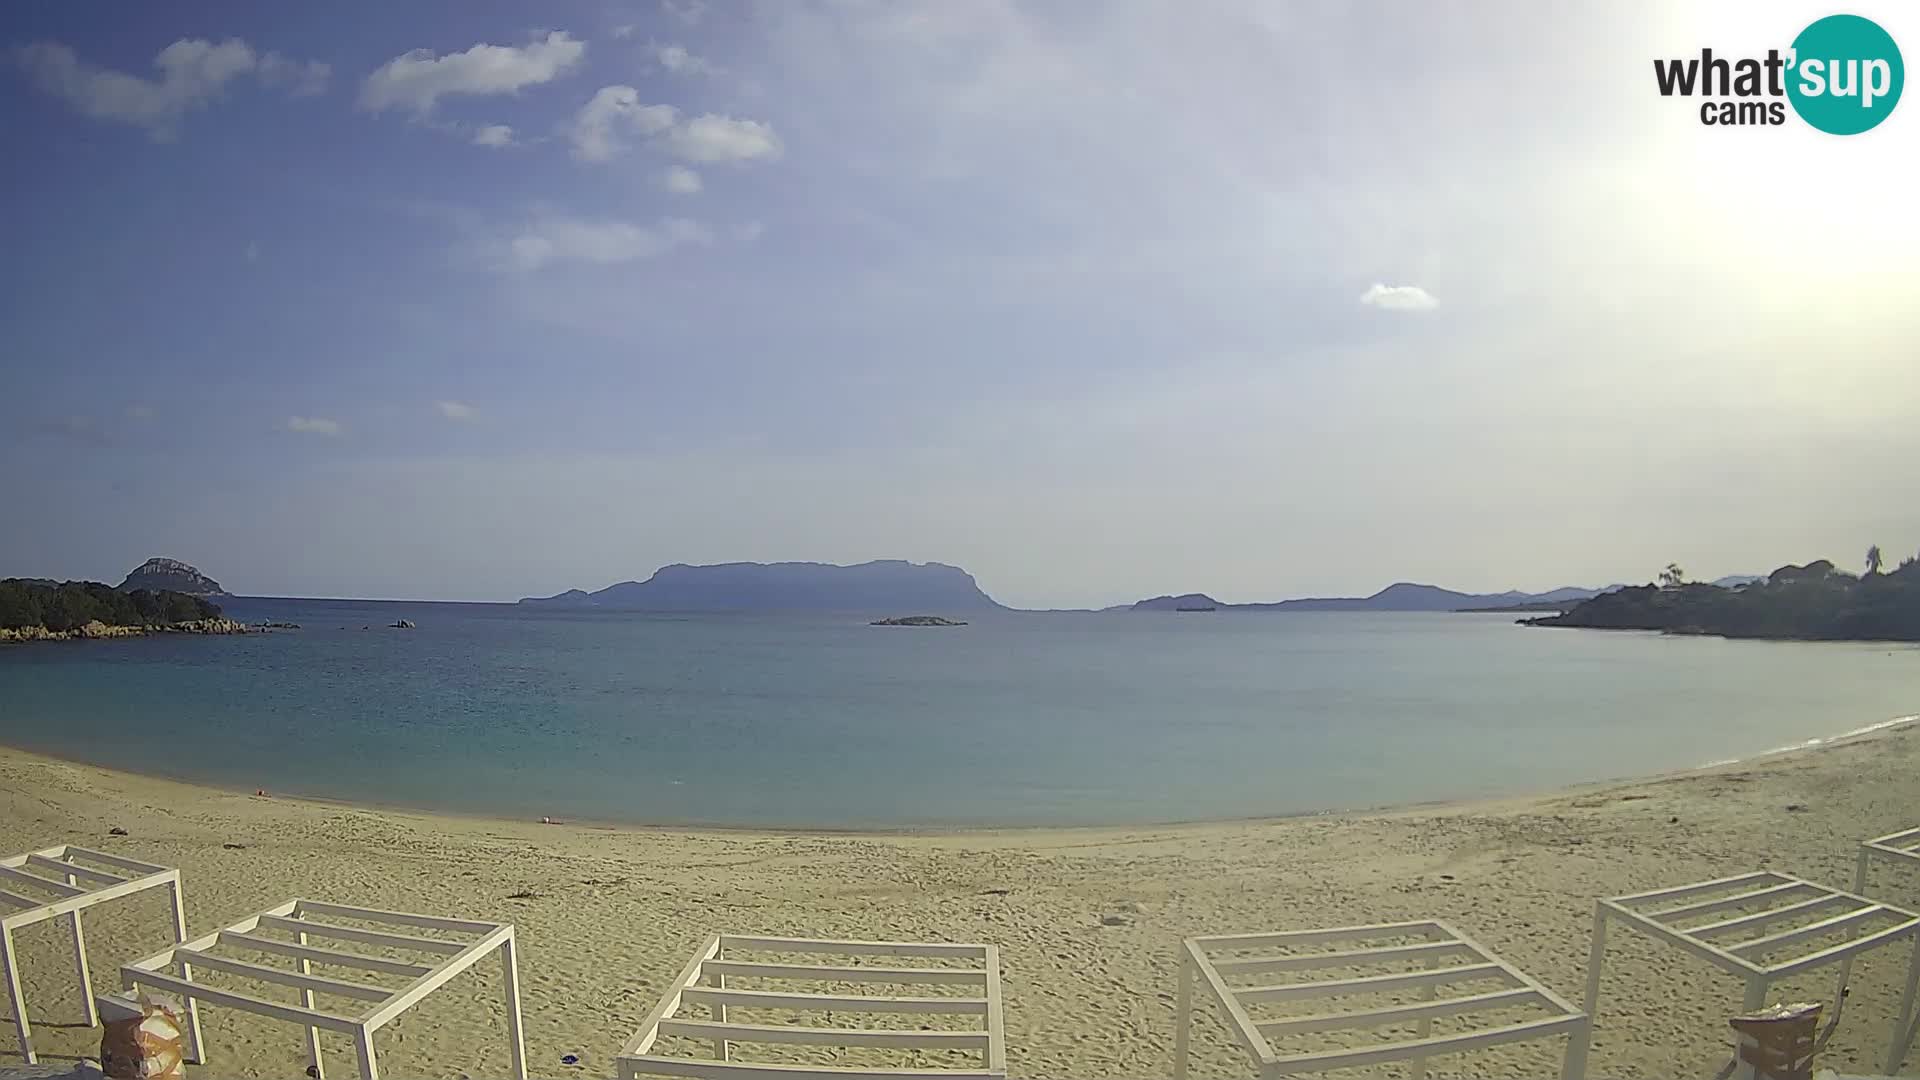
[[0, 600, 1914, 827]]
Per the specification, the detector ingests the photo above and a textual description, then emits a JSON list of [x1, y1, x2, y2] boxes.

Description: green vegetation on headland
[[0, 579, 245, 643], [1524, 552, 1920, 641]]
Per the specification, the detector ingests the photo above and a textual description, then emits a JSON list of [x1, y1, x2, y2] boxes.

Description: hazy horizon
[[6, 2, 1917, 609], [3, 551, 1844, 610]]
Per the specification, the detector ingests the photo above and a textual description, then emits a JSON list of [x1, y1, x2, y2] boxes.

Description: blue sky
[[4, 2, 1917, 606]]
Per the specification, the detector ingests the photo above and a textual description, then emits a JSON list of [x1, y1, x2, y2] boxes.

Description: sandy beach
[[3, 721, 1920, 1079]]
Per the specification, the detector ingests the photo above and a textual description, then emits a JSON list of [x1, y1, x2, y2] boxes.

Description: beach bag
[[100, 992, 186, 1080], [1726, 1000, 1825, 1080]]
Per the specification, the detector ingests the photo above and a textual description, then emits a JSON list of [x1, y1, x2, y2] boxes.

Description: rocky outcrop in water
[[0, 617, 253, 643], [119, 557, 229, 596], [870, 615, 968, 626]]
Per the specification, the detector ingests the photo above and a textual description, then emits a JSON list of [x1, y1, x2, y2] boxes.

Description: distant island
[[1121, 582, 1618, 613], [1525, 555, 1920, 641], [1457, 599, 1587, 614], [120, 557, 229, 596], [522, 560, 1005, 613], [0, 578, 244, 642], [1130, 593, 1224, 611], [870, 615, 967, 627]]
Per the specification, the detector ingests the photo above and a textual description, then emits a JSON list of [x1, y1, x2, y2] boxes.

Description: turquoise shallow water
[[0, 600, 1914, 827]]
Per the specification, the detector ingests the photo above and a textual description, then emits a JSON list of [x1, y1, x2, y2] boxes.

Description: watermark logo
[[1653, 13, 1904, 133], [1788, 14, 1904, 133]]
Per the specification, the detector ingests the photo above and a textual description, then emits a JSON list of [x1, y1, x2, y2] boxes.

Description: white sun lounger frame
[[1569, 871, 1920, 1078], [119, 897, 528, 1080], [1856, 826, 1920, 898], [0, 844, 188, 1065], [617, 934, 1006, 1080], [1176, 920, 1587, 1080]]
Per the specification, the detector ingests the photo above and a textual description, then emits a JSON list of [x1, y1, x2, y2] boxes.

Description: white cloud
[[286, 416, 343, 436], [256, 53, 331, 96], [570, 85, 676, 161], [568, 84, 780, 166], [359, 31, 585, 117], [435, 400, 478, 421], [661, 165, 703, 194], [1359, 283, 1439, 311], [13, 38, 326, 139], [611, 24, 638, 39], [663, 114, 781, 162], [492, 214, 713, 272], [652, 43, 713, 75], [473, 124, 515, 147], [662, 0, 707, 26]]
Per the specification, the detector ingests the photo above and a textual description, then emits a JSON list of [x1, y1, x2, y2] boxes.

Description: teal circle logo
[[1787, 14, 1903, 134]]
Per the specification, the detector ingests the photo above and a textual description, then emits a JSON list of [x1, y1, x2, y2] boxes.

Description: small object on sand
[[1728, 1000, 1823, 1079], [108, 826, 129, 836], [100, 992, 185, 1079], [308, 1066, 320, 1078], [1099, 913, 1132, 926], [222, 843, 246, 850], [1785, 803, 1809, 812], [507, 890, 542, 900], [541, 816, 563, 825], [255, 789, 268, 797], [560, 1053, 582, 1066]]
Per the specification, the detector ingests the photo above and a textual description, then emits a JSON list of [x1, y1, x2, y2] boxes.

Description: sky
[[3, 1, 1918, 608]]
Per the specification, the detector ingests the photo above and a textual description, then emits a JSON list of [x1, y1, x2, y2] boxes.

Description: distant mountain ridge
[[521, 560, 1004, 612], [119, 557, 228, 597], [1123, 582, 1622, 613]]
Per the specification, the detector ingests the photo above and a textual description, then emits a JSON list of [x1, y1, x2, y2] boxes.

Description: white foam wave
[[1696, 714, 1918, 770]]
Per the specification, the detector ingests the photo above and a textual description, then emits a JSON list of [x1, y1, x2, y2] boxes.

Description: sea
[[0, 598, 1914, 829]]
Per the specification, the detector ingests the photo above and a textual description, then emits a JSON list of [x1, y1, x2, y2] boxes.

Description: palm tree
[[1867, 545, 1884, 576], [1658, 563, 1685, 588]]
